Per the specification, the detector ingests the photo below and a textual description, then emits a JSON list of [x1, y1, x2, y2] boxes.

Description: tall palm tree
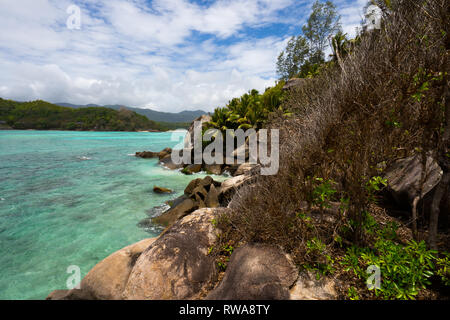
[[330, 32, 348, 65]]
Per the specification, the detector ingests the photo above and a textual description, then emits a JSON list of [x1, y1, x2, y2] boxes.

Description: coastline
[[46, 119, 263, 300]]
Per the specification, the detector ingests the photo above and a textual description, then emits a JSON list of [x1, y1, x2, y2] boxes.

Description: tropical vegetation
[[206, 81, 287, 132]]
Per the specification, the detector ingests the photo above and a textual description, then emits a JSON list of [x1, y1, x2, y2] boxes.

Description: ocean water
[[0, 130, 223, 300]]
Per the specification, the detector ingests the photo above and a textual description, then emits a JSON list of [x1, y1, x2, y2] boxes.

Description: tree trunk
[[428, 60, 450, 249], [428, 172, 450, 250], [411, 196, 419, 240]]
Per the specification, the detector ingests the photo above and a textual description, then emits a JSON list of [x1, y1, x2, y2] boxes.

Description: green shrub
[[342, 240, 437, 300]]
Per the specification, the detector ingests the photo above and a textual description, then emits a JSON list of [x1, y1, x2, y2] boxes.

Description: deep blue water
[[0, 130, 220, 300]]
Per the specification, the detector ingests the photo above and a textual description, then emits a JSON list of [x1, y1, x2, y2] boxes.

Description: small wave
[[77, 156, 92, 161], [127, 153, 136, 156], [0, 198, 5, 201], [146, 204, 170, 218]]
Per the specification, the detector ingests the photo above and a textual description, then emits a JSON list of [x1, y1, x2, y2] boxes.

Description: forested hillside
[[0, 98, 163, 131]]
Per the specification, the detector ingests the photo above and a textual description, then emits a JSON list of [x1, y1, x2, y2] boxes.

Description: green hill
[[0, 98, 169, 131]]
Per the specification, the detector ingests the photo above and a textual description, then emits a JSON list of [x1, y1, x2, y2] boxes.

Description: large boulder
[[206, 244, 298, 300], [384, 155, 443, 207], [123, 208, 229, 300], [289, 271, 338, 300], [46, 238, 157, 300]]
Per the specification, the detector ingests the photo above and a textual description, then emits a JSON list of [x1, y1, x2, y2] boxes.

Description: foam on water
[[0, 130, 225, 300]]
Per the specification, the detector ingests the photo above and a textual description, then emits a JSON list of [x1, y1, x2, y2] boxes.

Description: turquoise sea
[[0, 130, 220, 300]]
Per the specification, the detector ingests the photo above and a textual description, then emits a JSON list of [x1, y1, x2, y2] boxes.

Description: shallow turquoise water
[[0, 130, 220, 300]]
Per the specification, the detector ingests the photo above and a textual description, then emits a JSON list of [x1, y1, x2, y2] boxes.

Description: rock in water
[[160, 154, 184, 170], [152, 198, 195, 227], [135, 151, 159, 158], [124, 208, 230, 300], [206, 244, 298, 300], [153, 186, 173, 194], [182, 164, 202, 175], [158, 147, 172, 160]]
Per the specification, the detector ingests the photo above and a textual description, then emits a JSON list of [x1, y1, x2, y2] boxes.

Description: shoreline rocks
[[151, 176, 222, 227], [47, 123, 308, 301]]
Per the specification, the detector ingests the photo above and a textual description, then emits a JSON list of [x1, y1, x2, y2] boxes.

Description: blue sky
[[0, 0, 367, 112]]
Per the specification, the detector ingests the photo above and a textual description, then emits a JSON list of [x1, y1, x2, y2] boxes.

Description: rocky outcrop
[[151, 176, 222, 227], [135, 151, 159, 159], [151, 173, 255, 227], [282, 78, 308, 91], [136, 148, 173, 160], [46, 238, 157, 300], [123, 208, 229, 300], [153, 186, 173, 194], [289, 271, 338, 300], [207, 244, 298, 300]]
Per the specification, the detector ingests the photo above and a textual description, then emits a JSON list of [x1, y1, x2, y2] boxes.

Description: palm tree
[[330, 32, 348, 65], [208, 107, 230, 131]]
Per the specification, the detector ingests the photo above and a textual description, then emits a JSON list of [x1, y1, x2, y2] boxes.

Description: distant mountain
[[57, 103, 208, 123]]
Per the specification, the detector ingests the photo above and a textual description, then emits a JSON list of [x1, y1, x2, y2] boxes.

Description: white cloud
[[0, 0, 365, 113]]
